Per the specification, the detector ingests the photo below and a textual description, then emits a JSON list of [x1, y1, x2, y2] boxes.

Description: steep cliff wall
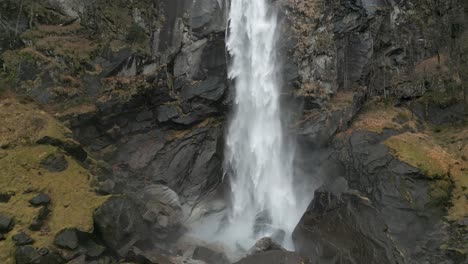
[[0, 0, 466, 263]]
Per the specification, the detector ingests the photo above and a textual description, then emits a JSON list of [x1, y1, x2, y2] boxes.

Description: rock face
[[280, 0, 467, 107], [94, 196, 149, 256], [293, 188, 404, 264], [139, 184, 183, 240], [234, 250, 311, 264], [0, 0, 466, 264]]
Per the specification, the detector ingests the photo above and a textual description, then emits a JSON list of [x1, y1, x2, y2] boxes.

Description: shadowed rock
[[234, 250, 311, 264], [94, 196, 149, 257]]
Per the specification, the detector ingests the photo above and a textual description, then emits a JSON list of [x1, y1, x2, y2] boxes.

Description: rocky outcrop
[[234, 250, 311, 264], [294, 101, 468, 263], [281, 0, 466, 108], [293, 185, 404, 264]]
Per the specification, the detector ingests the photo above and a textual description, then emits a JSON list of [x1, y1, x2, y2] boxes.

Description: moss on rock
[[0, 98, 107, 264]]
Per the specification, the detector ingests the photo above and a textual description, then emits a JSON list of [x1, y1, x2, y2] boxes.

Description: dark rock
[[29, 206, 49, 230], [54, 228, 79, 250], [37, 206, 50, 220], [248, 237, 285, 255], [190, 0, 226, 36], [295, 91, 365, 147], [0, 214, 14, 232], [174, 39, 208, 79], [96, 179, 116, 195], [156, 105, 180, 123], [125, 246, 173, 264], [41, 153, 68, 172], [12, 232, 34, 246], [180, 76, 226, 101], [0, 191, 14, 203], [84, 240, 106, 258], [293, 189, 404, 264], [66, 255, 86, 264], [15, 246, 39, 264], [0, 233, 5, 241], [29, 193, 51, 206], [234, 250, 311, 264], [29, 218, 44, 231], [36, 252, 65, 264], [37, 137, 88, 162], [192, 245, 230, 264], [94, 196, 149, 257]]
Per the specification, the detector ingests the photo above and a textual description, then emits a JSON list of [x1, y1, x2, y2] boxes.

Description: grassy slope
[[0, 98, 107, 263]]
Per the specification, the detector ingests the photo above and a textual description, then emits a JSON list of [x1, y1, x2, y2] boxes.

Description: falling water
[[222, 0, 300, 250]]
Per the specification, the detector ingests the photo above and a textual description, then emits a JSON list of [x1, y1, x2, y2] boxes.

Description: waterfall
[[223, 0, 299, 250]]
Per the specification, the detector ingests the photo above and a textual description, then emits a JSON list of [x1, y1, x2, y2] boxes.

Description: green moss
[[385, 133, 451, 178], [429, 179, 453, 206]]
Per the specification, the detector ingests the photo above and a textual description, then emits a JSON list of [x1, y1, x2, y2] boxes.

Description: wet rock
[[170, 256, 206, 264], [125, 246, 173, 264], [29, 193, 51, 206], [94, 196, 149, 257], [0, 214, 14, 232], [248, 237, 285, 255], [234, 250, 311, 264], [12, 231, 34, 246], [140, 184, 183, 240], [192, 245, 230, 264], [54, 228, 79, 250], [15, 246, 39, 264], [40, 152, 69, 172], [253, 210, 272, 236]]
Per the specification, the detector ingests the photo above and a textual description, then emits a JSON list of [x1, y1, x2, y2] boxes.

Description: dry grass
[[385, 129, 468, 220], [350, 101, 417, 134], [0, 98, 70, 147], [385, 133, 452, 178], [0, 98, 107, 263]]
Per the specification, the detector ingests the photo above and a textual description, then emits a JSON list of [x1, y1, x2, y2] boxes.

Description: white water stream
[[222, 0, 301, 250]]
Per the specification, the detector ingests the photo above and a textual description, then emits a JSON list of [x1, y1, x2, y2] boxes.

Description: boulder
[[12, 232, 34, 246], [0, 191, 14, 203], [54, 228, 79, 250], [15, 246, 39, 264], [0, 214, 14, 232], [94, 196, 149, 257], [233, 250, 311, 264], [140, 185, 183, 240], [192, 245, 230, 264], [29, 193, 51, 206], [41, 153, 68, 172], [247, 237, 284, 255]]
